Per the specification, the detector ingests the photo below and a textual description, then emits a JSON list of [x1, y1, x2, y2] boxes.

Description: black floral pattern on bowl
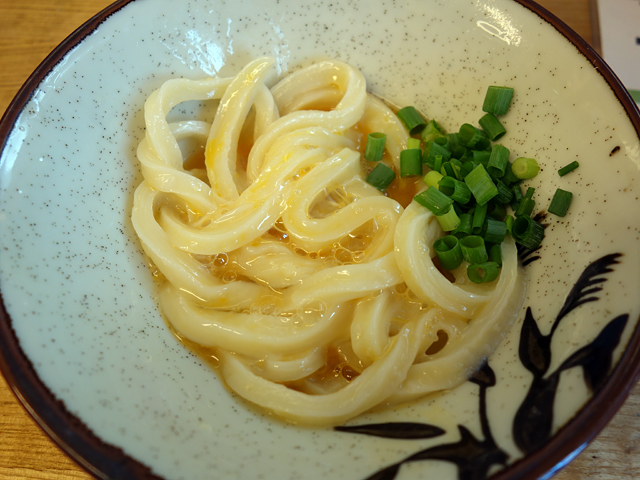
[[336, 254, 627, 480]]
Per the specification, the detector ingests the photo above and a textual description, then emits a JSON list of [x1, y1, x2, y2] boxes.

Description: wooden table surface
[[0, 0, 638, 479]]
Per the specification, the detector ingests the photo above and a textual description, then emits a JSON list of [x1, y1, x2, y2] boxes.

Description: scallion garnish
[[494, 180, 514, 205], [450, 158, 464, 180], [512, 157, 540, 180], [512, 215, 544, 249], [445, 133, 461, 153], [488, 202, 508, 221], [436, 206, 461, 231], [423, 140, 452, 167], [487, 144, 510, 178], [413, 186, 453, 216], [397, 106, 427, 134], [460, 235, 489, 264], [512, 184, 524, 203], [391, 84, 559, 283], [423, 170, 444, 189], [482, 86, 514, 115], [400, 149, 422, 177], [460, 161, 475, 179], [501, 161, 521, 185], [439, 176, 472, 204], [548, 188, 573, 217], [458, 123, 490, 150], [407, 137, 422, 150], [452, 213, 473, 238], [488, 243, 502, 267], [472, 202, 488, 234], [364, 132, 387, 162], [480, 218, 507, 244], [433, 235, 463, 270], [505, 214, 514, 234], [467, 262, 500, 283], [452, 145, 468, 160], [366, 162, 395, 191], [441, 162, 456, 178], [433, 154, 444, 173], [479, 113, 506, 141], [515, 187, 535, 217], [558, 161, 579, 177], [472, 149, 491, 166], [421, 119, 445, 143], [465, 164, 498, 206]]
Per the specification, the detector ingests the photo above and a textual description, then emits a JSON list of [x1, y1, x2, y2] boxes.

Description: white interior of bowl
[[1, 0, 639, 479]]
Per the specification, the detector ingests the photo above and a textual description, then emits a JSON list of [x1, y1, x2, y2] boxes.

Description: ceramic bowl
[[1, 0, 640, 479]]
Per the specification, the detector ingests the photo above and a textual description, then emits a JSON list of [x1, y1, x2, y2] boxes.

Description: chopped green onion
[[433, 235, 463, 270], [390, 85, 550, 284], [488, 202, 507, 221], [460, 160, 476, 178], [473, 150, 491, 166], [423, 140, 452, 167], [548, 188, 573, 217], [524, 186, 535, 199], [505, 215, 514, 234], [364, 132, 387, 162], [515, 187, 535, 217], [366, 163, 396, 191], [472, 202, 488, 234], [488, 243, 502, 267], [452, 213, 473, 238], [467, 262, 500, 283], [464, 164, 498, 206], [482, 86, 514, 115], [460, 235, 489, 264], [436, 206, 461, 231], [407, 137, 421, 150], [439, 176, 472, 204], [511, 184, 523, 211], [397, 106, 427, 134], [433, 154, 444, 173], [480, 218, 507, 244], [479, 113, 507, 141], [512, 157, 540, 179], [458, 124, 490, 150], [423, 170, 444, 188], [512, 215, 545, 249], [494, 180, 514, 205], [450, 158, 464, 180], [558, 161, 579, 177], [434, 136, 449, 147], [413, 186, 453, 216], [501, 161, 521, 186], [445, 133, 461, 153], [487, 144, 510, 178], [512, 184, 524, 203], [441, 162, 456, 178], [400, 149, 422, 177], [458, 148, 475, 164], [452, 145, 468, 160], [421, 119, 445, 143]]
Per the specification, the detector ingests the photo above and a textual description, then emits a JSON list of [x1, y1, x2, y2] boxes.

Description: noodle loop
[[131, 57, 525, 425]]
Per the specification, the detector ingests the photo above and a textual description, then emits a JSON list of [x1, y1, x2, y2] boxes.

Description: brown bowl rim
[[0, 1, 639, 479]]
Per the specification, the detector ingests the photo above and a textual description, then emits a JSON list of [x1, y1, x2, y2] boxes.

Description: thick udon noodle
[[131, 57, 525, 426]]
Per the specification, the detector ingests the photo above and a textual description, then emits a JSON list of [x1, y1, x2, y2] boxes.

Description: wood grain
[[0, 0, 637, 479]]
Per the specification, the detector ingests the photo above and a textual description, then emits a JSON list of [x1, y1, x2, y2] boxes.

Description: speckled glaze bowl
[[1, 0, 640, 479]]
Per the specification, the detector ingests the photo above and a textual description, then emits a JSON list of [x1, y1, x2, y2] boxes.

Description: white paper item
[[597, 0, 640, 103]]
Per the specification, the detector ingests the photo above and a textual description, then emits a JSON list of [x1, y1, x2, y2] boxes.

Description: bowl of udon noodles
[[1, 0, 640, 479]]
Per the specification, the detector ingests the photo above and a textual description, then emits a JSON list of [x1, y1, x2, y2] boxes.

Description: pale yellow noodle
[[131, 57, 525, 426]]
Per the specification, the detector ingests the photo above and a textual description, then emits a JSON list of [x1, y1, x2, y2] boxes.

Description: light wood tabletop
[[0, 0, 638, 479]]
